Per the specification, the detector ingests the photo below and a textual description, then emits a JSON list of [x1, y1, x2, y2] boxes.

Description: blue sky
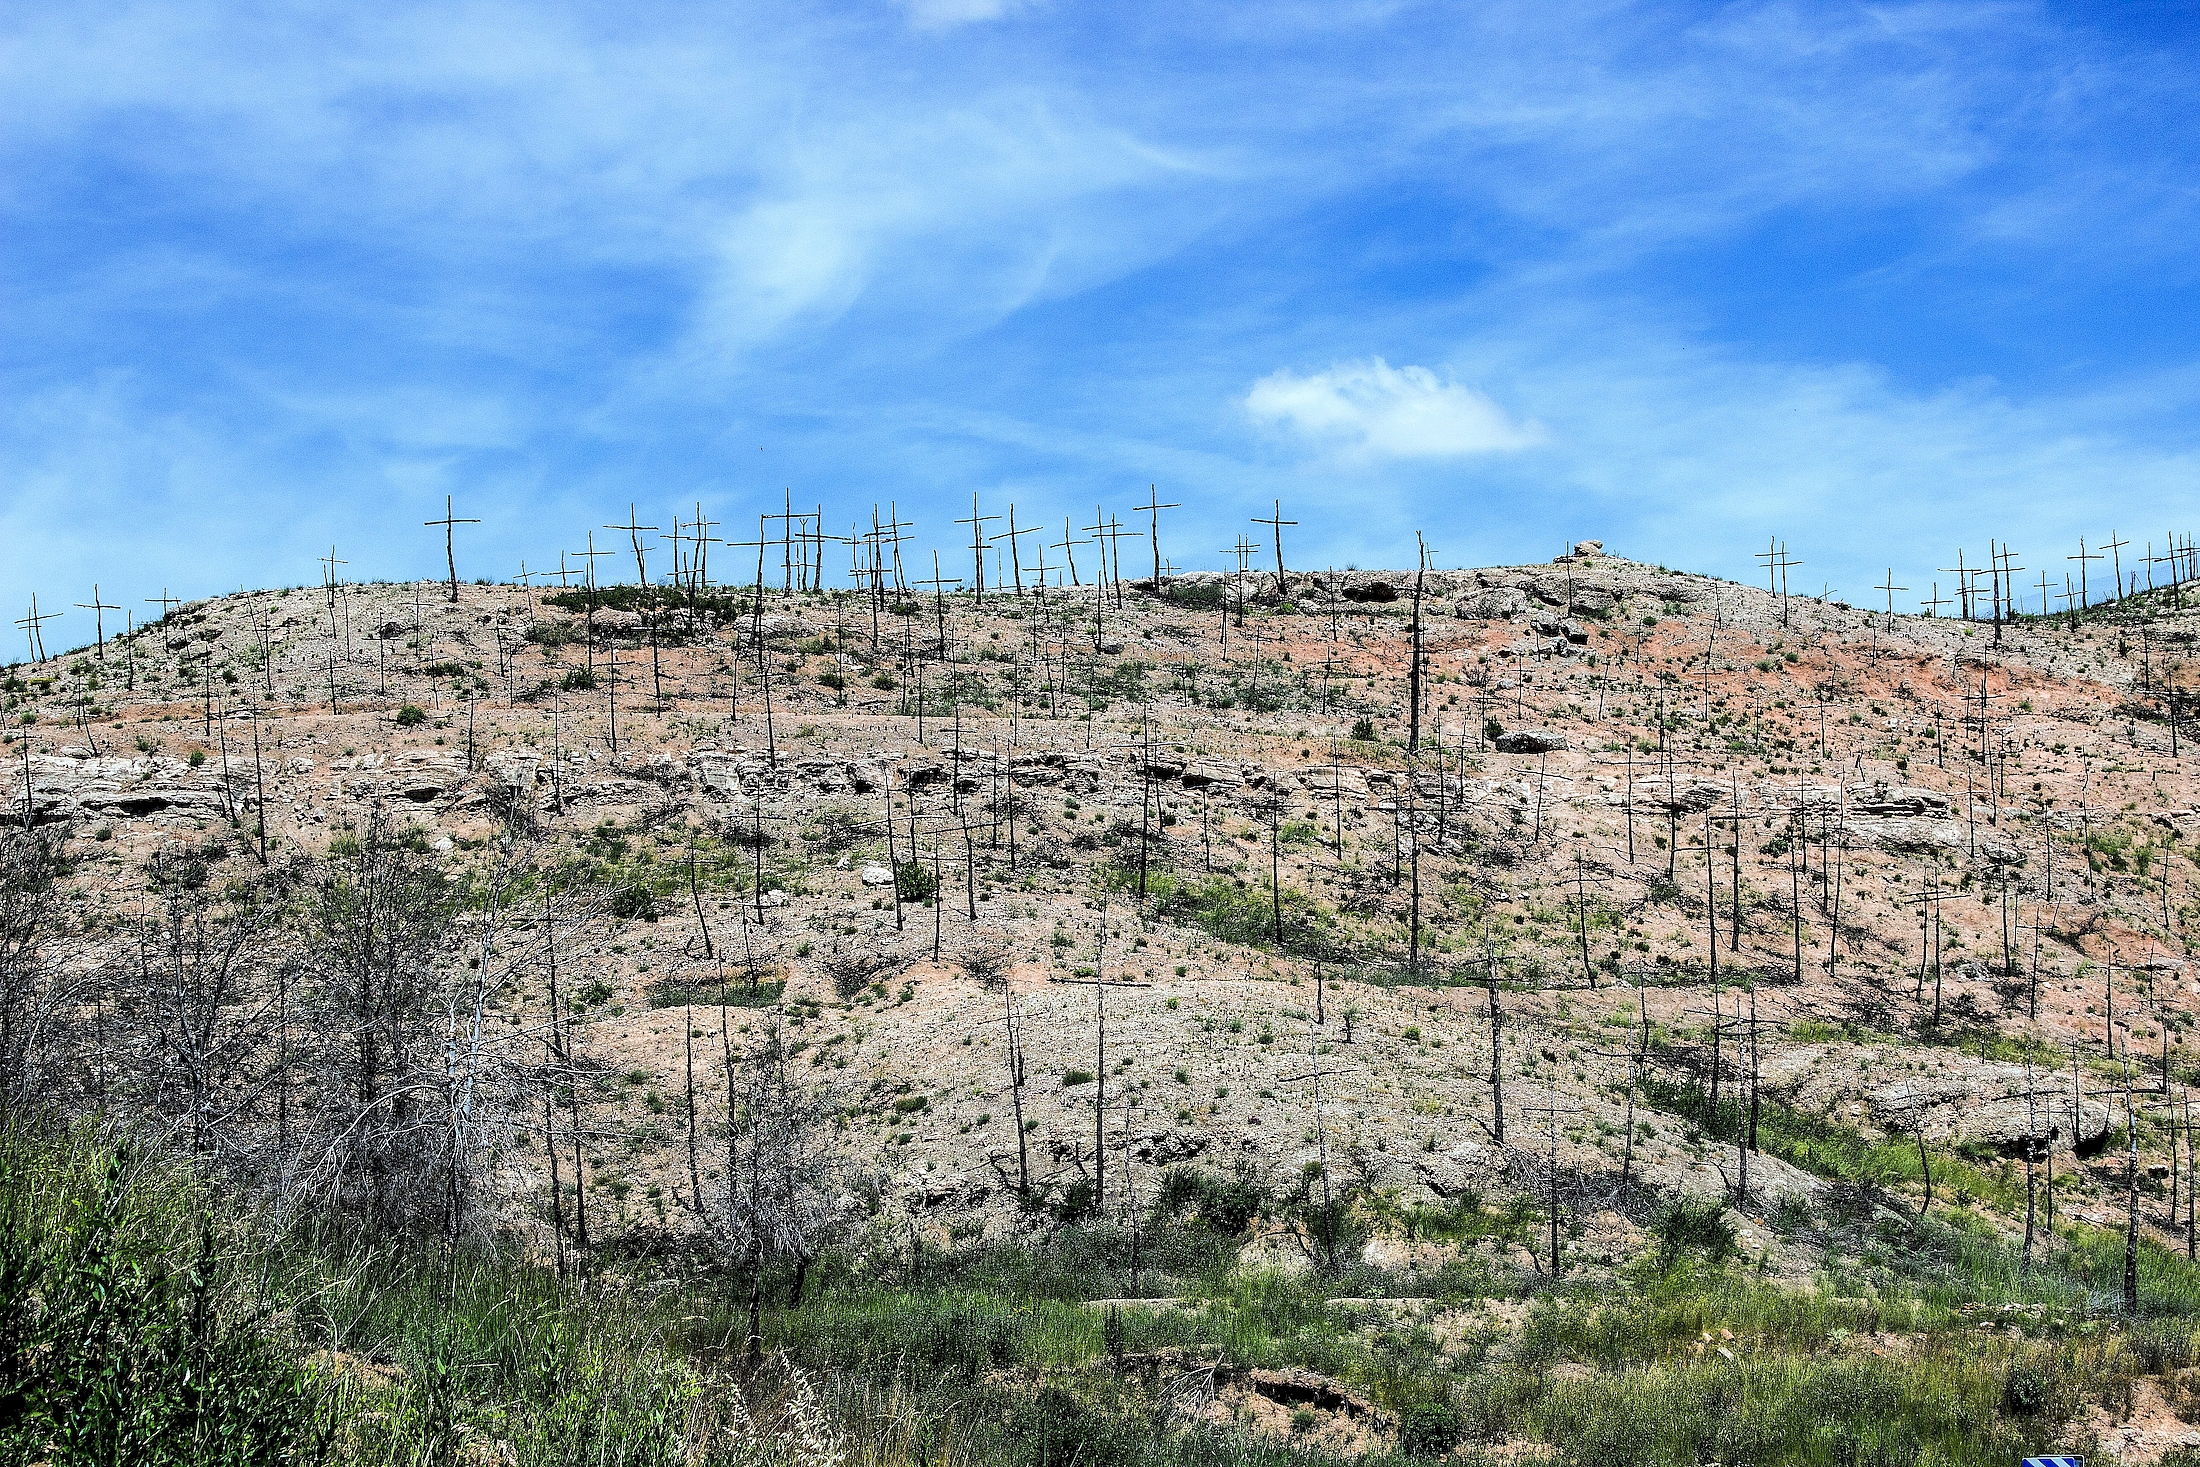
[[5, 0, 2198, 642]]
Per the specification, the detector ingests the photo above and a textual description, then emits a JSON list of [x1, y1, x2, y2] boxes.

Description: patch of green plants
[[6, 1131, 2170, 1467], [644, 975, 785, 1009], [1140, 868, 1337, 960]]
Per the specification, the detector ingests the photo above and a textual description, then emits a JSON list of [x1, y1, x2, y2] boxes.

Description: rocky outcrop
[[18, 753, 227, 825], [484, 749, 540, 792], [345, 750, 469, 804], [1494, 728, 1568, 754], [1411, 1138, 1502, 1199], [1762, 1045, 2110, 1156]]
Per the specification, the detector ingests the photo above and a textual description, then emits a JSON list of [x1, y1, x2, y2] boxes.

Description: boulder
[[1531, 616, 1591, 644], [1570, 585, 1619, 614], [1412, 1138, 1499, 1199], [1493, 728, 1568, 754], [1130, 1129, 1210, 1165], [794, 758, 850, 793], [688, 749, 760, 800], [484, 750, 540, 790], [1455, 586, 1531, 621], [859, 864, 895, 887]]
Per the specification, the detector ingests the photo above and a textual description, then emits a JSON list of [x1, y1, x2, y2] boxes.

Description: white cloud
[[897, 0, 1029, 29], [685, 95, 1209, 362], [1244, 358, 1546, 459]]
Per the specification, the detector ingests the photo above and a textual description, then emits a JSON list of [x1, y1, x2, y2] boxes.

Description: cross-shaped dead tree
[[1135, 486, 1179, 593], [14, 597, 60, 664], [425, 495, 480, 603], [1251, 500, 1296, 600], [957, 495, 1000, 605], [607, 505, 657, 586], [74, 586, 118, 659]]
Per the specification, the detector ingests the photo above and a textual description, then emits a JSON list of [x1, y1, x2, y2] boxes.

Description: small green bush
[[1396, 1393, 1463, 1458], [1649, 1195, 1737, 1269], [895, 859, 938, 903], [394, 704, 428, 726]]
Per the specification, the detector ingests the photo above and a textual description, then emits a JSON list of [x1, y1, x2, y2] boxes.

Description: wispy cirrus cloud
[[1, 0, 2197, 621], [1245, 359, 1546, 460], [896, 0, 1034, 29]]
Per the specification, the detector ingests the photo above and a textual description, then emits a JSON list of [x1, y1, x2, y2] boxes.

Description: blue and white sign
[[2021, 1457, 2082, 1467]]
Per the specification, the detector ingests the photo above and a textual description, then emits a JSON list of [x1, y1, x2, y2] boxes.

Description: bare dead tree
[[124, 847, 295, 1176], [0, 830, 61, 1118], [715, 1019, 851, 1369], [1480, 920, 1506, 1146], [2125, 1056, 2141, 1312], [297, 807, 461, 1234], [965, 939, 1029, 1203], [425, 496, 480, 604]]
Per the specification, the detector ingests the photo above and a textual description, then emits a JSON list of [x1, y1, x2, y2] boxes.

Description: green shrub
[[0, 1153, 326, 1466], [394, 704, 428, 726], [1150, 1164, 1271, 1236], [2001, 1356, 2056, 1415], [1396, 1392, 1463, 1458], [524, 620, 581, 646], [895, 859, 938, 903], [1649, 1195, 1737, 1269], [1145, 871, 1335, 960]]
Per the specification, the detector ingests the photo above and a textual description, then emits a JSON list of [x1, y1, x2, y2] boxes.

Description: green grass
[[8, 1124, 2187, 1466], [1640, 1074, 2030, 1214], [644, 975, 786, 1008], [1140, 867, 1339, 960]]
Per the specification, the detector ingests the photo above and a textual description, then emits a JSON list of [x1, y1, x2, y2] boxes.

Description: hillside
[[7, 542, 2200, 1465]]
